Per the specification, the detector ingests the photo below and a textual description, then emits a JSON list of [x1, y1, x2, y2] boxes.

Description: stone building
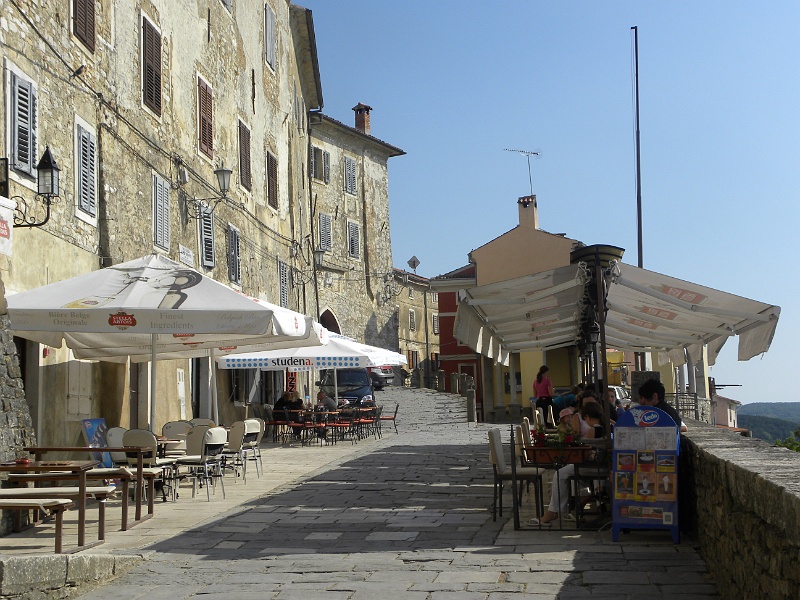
[[309, 104, 404, 349], [392, 268, 439, 388], [0, 1, 398, 445]]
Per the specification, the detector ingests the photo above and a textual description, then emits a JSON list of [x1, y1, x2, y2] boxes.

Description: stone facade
[[393, 269, 439, 387], [0, 1, 398, 442], [310, 111, 402, 349]]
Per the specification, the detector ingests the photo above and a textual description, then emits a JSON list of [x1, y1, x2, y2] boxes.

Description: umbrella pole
[[150, 334, 157, 433], [210, 348, 219, 425]]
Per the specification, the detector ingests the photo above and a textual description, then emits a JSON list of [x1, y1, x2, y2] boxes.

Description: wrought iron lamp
[[185, 162, 233, 219], [1, 147, 61, 228]]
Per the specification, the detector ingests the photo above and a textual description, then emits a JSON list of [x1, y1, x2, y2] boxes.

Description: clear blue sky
[[299, 1, 799, 405]]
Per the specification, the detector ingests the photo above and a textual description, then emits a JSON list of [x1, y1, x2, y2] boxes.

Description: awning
[[454, 261, 780, 366]]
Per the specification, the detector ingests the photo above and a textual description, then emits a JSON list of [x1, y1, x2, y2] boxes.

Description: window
[[408, 288, 415, 299], [142, 17, 162, 115], [153, 174, 170, 250], [432, 314, 440, 335], [409, 309, 416, 332], [264, 3, 276, 70], [238, 120, 252, 191], [198, 77, 213, 158], [344, 156, 357, 195], [76, 122, 97, 218], [278, 259, 289, 308], [228, 225, 241, 284], [431, 292, 439, 303], [310, 147, 330, 183], [266, 151, 278, 209], [9, 71, 37, 177], [407, 350, 419, 369], [199, 207, 215, 267], [73, 0, 95, 52], [347, 221, 360, 259], [318, 213, 332, 252]]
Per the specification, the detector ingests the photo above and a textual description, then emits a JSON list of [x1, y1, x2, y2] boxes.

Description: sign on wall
[[0, 197, 15, 256]]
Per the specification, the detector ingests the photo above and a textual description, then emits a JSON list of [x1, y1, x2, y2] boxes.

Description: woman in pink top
[[533, 366, 555, 426]]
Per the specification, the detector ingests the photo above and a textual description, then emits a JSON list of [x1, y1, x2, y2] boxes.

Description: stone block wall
[[682, 423, 800, 600], [0, 282, 38, 537]]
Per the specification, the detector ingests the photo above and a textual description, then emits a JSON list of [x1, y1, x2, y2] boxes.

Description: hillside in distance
[[737, 414, 798, 443], [737, 402, 800, 423]]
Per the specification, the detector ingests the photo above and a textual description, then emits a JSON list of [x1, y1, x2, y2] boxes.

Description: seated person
[[637, 378, 688, 432], [316, 390, 337, 412], [553, 385, 580, 413]]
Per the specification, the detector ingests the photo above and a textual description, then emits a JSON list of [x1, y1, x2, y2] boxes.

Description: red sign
[[173, 333, 195, 338], [659, 285, 707, 304], [0, 218, 9, 240], [639, 306, 677, 320], [625, 317, 658, 330], [108, 311, 137, 329], [286, 371, 297, 392]]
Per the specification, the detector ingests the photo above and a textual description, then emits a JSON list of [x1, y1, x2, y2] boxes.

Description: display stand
[[611, 407, 680, 543]]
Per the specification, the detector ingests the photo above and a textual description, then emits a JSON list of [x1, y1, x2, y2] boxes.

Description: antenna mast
[[503, 148, 540, 197], [632, 26, 643, 269]]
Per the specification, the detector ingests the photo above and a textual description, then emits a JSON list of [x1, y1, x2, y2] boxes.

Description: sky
[[299, 1, 800, 405]]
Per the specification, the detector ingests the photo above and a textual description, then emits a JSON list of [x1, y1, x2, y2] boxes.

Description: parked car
[[369, 366, 395, 390], [609, 385, 632, 405], [317, 368, 375, 407]]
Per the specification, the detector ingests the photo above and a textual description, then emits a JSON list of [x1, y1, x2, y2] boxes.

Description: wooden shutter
[[344, 156, 356, 195], [323, 151, 330, 183], [199, 207, 215, 267], [198, 78, 214, 158], [310, 147, 316, 179], [73, 0, 95, 52], [238, 121, 252, 191], [409, 310, 416, 332], [153, 174, 170, 250], [77, 125, 97, 217], [142, 18, 162, 115], [267, 151, 278, 209], [318, 213, 332, 251], [228, 225, 241, 284], [433, 314, 440, 335], [278, 260, 289, 308], [347, 221, 359, 258], [265, 3, 276, 69], [10, 73, 37, 176]]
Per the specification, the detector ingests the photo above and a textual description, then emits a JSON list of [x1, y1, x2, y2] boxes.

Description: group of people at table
[[528, 367, 687, 527], [270, 390, 374, 442]]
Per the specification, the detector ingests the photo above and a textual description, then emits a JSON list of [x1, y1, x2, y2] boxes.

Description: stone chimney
[[517, 195, 539, 229], [352, 102, 372, 135]]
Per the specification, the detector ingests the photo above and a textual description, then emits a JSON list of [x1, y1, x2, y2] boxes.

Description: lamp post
[[185, 162, 233, 219], [8, 147, 61, 228]]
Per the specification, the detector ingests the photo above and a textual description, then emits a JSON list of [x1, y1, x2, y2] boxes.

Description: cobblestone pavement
[[75, 387, 720, 599]]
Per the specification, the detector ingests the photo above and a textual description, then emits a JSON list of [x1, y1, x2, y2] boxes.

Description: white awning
[[454, 261, 780, 366]]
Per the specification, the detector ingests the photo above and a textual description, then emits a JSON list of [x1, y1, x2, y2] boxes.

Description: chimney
[[517, 195, 539, 229], [352, 102, 372, 135]]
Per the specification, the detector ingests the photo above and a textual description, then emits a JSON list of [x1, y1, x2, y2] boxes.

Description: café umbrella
[[6, 254, 321, 429]]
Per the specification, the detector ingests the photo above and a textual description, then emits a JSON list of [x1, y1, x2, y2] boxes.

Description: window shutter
[[433, 314, 440, 335], [11, 73, 37, 176], [77, 125, 97, 217], [344, 156, 357, 195], [278, 260, 289, 308], [198, 78, 214, 158], [310, 147, 316, 179], [153, 174, 170, 250], [199, 207, 215, 267], [73, 0, 95, 52], [238, 121, 252, 191], [228, 226, 241, 284], [347, 221, 359, 259], [318, 213, 332, 251], [265, 4, 276, 69], [142, 18, 162, 115], [323, 151, 330, 183], [409, 310, 416, 332], [267, 151, 278, 209]]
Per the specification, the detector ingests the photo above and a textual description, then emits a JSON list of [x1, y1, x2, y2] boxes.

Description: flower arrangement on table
[[528, 420, 589, 465]]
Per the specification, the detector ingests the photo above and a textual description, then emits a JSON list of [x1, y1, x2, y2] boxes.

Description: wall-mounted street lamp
[[0, 147, 61, 228], [185, 162, 233, 219]]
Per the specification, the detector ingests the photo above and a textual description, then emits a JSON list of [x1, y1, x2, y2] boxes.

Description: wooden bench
[[0, 498, 73, 553], [0, 486, 117, 543]]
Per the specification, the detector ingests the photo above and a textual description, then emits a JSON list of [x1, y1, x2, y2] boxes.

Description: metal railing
[[664, 392, 699, 421]]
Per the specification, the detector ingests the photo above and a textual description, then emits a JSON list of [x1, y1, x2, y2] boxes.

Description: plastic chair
[[189, 418, 216, 427], [242, 418, 262, 477], [161, 420, 192, 456], [122, 429, 178, 502], [487, 428, 543, 521], [106, 426, 128, 466], [379, 403, 399, 434], [177, 426, 227, 501], [222, 421, 247, 482]]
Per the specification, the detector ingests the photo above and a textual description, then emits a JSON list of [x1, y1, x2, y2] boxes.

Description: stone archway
[[319, 309, 341, 334]]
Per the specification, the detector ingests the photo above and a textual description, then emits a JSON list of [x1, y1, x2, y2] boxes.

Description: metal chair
[[177, 426, 227, 501]]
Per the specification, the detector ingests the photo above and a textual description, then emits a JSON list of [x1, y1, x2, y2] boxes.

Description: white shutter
[[319, 213, 332, 251], [11, 72, 37, 176], [310, 146, 316, 179], [323, 151, 330, 183], [347, 221, 359, 258], [77, 125, 97, 217], [278, 259, 289, 308], [228, 225, 241, 284], [199, 207, 215, 267], [433, 314, 440, 335], [344, 156, 356, 195], [265, 4, 276, 69], [153, 174, 170, 250]]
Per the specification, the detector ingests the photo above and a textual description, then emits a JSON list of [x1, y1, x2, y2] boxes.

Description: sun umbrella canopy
[[217, 333, 406, 371]]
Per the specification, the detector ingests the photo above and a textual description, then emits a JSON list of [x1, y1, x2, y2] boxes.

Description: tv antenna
[[503, 148, 540, 197]]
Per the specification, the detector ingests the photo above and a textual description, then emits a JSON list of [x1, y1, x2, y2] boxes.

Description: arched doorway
[[319, 309, 341, 334]]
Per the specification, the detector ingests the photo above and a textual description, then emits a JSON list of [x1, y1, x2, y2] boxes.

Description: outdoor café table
[[24, 446, 149, 525], [0, 459, 97, 547]]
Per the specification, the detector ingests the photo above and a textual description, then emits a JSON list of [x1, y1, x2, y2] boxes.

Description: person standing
[[533, 365, 555, 426], [637, 378, 688, 433]]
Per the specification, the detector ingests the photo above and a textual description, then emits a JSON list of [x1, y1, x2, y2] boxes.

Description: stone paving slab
[[2, 387, 721, 599]]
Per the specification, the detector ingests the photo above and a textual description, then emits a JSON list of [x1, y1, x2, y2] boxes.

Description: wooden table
[[0, 459, 97, 547]]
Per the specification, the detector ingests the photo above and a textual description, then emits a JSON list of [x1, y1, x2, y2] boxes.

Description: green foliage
[[776, 425, 800, 453], [737, 414, 797, 443], [737, 402, 800, 423]]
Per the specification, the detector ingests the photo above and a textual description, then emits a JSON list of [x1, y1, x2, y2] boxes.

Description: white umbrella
[[7, 254, 321, 429]]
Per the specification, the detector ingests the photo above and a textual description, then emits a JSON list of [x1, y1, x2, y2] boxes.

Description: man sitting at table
[[316, 390, 337, 412], [637, 378, 688, 433]]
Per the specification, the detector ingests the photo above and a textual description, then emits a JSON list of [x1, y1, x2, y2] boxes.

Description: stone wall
[[0, 279, 38, 538], [682, 423, 800, 600]]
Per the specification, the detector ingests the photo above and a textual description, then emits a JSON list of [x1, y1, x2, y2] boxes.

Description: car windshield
[[320, 369, 370, 392]]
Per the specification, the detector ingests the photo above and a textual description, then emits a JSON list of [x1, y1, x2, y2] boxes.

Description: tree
[[775, 426, 800, 452]]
